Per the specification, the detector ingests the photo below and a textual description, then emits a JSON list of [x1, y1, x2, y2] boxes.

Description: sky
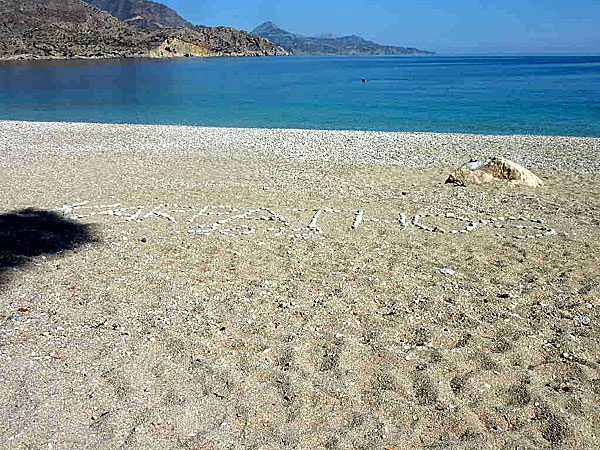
[[160, 0, 600, 54]]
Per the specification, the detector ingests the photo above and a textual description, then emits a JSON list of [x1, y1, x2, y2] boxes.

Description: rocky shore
[[1, 121, 599, 448]]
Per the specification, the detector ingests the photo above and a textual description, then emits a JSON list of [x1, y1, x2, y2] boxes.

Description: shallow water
[[0, 55, 599, 136]]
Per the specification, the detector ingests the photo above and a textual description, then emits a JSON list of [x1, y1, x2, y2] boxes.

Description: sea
[[0, 55, 599, 137]]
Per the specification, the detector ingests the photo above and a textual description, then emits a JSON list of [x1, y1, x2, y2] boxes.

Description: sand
[[0, 121, 599, 449]]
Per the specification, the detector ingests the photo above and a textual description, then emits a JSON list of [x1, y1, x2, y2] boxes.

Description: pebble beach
[[1, 120, 599, 172], [1, 120, 599, 449]]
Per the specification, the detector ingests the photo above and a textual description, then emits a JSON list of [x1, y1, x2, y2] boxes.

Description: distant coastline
[[252, 21, 434, 55], [0, 0, 433, 61]]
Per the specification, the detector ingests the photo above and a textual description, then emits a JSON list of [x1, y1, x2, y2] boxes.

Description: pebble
[[439, 268, 455, 276], [59, 195, 560, 243], [581, 316, 591, 325], [4, 122, 600, 176]]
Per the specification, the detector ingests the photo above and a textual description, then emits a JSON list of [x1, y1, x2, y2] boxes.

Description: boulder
[[446, 157, 544, 187]]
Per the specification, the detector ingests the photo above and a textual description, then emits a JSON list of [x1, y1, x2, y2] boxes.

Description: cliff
[[149, 27, 289, 58], [252, 21, 433, 55]]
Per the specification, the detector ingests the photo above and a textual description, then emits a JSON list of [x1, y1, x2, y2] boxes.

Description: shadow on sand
[[0, 208, 95, 288]]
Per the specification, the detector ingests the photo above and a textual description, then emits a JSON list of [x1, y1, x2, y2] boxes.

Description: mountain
[[0, 0, 287, 60], [0, 0, 153, 59], [252, 22, 433, 55], [83, 0, 194, 29]]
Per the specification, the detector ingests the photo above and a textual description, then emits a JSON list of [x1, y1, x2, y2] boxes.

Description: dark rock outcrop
[[252, 21, 433, 55], [0, 0, 288, 60]]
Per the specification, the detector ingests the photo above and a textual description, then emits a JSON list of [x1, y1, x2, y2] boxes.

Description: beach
[[1, 120, 599, 449]]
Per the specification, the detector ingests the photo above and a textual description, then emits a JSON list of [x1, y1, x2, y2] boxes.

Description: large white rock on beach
[[446, 157, 544, 187]]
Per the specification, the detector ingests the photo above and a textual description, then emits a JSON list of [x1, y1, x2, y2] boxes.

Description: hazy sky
[[160, 0, 599, 54]]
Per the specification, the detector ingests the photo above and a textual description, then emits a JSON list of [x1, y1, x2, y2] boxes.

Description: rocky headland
[[252, 21, 434, 55], [0, 0, 287, 60]]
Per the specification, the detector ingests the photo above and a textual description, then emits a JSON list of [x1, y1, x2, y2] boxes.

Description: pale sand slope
[[0, 121, 599, 449]]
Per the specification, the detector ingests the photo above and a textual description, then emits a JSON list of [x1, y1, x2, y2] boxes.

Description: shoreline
[[4, 118, 600, 139], [2, 120, 599, 174], [0, 53, 289, 62]]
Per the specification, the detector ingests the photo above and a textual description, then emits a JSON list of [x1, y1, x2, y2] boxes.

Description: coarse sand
[[1, 121, 599, 449]]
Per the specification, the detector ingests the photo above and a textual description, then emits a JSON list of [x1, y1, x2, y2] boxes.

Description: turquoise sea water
[[0, 55, 599, 136]]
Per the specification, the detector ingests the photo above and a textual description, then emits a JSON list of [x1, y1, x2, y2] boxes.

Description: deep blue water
[[0, 55, 599, 136]]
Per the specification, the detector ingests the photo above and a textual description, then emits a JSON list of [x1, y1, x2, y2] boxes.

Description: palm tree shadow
[[0, 208, 96, 288]]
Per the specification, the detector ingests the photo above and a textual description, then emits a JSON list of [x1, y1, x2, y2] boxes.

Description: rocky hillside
[[84, 0, 194, 29], [253, 21, 433, 55], [0, 0, 153, 59], [0, 0, 287, 60], [149, 27, 289, 58]]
